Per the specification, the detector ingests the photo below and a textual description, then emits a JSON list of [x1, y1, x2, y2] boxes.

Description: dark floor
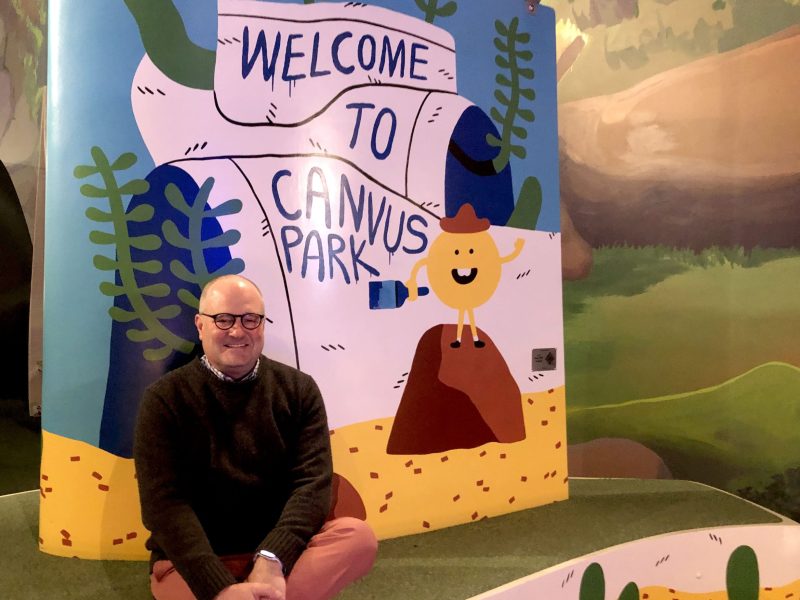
[[0, 400, 792, 599], [0, 397, 41, 495], [0, 479, 784, 600]]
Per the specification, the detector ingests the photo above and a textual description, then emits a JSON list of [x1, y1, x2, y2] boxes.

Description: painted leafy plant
[[76, 148, 243, 361], [76, 147, 196, 361], [161, 177, 245, 310], [414, 0, 458, 24], [488, 16, 535, 173]]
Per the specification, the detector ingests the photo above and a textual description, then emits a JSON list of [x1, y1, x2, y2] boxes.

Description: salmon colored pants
[[150, 517, 377, 600]]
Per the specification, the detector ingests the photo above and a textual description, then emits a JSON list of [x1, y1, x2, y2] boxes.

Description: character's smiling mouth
[[451, 268, 478, 285]]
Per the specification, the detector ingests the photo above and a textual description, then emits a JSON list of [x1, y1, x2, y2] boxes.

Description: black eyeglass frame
[[199, 312, 265, 330]]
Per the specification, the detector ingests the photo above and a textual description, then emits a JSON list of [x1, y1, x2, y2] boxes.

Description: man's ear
[[194, 313, 204, 339]]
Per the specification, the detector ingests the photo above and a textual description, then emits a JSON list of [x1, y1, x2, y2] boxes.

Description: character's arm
[[256, 374, 332, 576], [134, 390, 236, 600], [500, 238, 525, 264], [405, 257, 429, 301]]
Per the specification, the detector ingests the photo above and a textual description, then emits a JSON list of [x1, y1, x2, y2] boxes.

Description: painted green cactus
[[726, 545, 759, 600], [617, 581, 640, 600], [506, 175, 543, 230], [579, 562, 605, 600], [579, 562, 641, 600], [161, 177, 245, 310], [414, 0, 458, 24], [488, 17, 535, 173]]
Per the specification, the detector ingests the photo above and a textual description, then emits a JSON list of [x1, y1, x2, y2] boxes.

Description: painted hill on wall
[[567, 361, 800, 492], [559, 26, 800, 250]]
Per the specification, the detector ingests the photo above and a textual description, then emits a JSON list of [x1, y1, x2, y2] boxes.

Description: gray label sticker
[[532, 348, 557, 371]]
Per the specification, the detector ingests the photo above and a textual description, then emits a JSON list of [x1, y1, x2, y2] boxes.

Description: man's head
[[195, 275, 265, 379]]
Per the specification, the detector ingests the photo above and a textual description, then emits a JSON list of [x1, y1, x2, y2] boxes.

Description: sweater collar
[[200, 354, 260, 383]]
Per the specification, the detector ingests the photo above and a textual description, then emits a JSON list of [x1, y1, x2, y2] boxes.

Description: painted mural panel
[[550, 0, 800, 520], [41, 0, 564, 558], [472, 525, 800, 600]]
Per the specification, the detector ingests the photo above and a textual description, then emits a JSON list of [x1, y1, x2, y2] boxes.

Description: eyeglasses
[[199, 313, 265, 330]]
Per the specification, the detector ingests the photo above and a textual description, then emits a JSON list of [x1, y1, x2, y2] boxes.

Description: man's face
[[195, 278, 265, 379]]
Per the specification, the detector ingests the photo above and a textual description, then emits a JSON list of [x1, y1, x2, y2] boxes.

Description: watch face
[[259, 550, 278, 560]]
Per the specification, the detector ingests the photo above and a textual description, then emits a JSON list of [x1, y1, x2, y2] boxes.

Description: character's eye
[[469, 248, 474, 254], [454, 249, 460, 255]]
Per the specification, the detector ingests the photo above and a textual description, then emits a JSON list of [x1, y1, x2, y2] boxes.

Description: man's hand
[[246, 557, 286, 600], [213, 581, 283, 600]]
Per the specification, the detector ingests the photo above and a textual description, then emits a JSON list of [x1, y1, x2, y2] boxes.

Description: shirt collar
[[200, 355, 260, 383]]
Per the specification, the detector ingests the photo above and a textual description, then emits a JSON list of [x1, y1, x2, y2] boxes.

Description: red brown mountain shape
[[559, 26, 800, 250], [328, 473, 367, 521], [386, 325, 525, 455], [568, 438, 673, 479]]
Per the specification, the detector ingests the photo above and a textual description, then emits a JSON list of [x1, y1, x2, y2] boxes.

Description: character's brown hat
[[440, 203, 490, 233]]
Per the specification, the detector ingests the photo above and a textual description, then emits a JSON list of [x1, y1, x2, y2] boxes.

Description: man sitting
[[134, 274, 377, 600]]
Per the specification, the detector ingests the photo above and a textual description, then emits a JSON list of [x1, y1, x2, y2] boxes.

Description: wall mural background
[[0, 1, 46, 502], [0, 1, 45, 414], [548, 0, 800, 521], [0, 0, 796, 562]]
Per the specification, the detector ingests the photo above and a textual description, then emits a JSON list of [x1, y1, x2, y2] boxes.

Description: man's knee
[[324, 517, 378, 572], [346, 517, 378, 567]]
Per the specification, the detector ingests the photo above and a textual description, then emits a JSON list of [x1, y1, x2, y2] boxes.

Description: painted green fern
[[161, 177, 244, 309], [75, 146, 194, 361], [488, 17, 535, 172], [414, 0, 458, 24]]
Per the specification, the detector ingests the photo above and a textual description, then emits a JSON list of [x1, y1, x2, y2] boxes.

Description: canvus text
[[218, 8, 449, 285]]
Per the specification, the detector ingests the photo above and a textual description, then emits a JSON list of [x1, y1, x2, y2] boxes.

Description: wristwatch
[[254, 549, 284, 573]]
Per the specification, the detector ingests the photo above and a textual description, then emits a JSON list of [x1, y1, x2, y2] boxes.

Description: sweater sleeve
[[257, 372, 333, 574], [134, 386, 236, 600]]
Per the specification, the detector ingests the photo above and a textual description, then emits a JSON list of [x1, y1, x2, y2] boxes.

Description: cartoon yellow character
[[406, 203, 524, 348]]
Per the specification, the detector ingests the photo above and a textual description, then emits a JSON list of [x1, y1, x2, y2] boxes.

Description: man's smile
[[451, 267, 478, 285]]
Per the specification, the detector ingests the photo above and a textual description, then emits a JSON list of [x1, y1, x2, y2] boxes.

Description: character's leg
[[287, 517, 378, 600], [467, 309, 485, 348], [452, 309, 465, 348]]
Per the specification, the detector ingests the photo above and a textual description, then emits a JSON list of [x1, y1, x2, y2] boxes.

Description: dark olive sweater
[[134, 356, 332, 600]]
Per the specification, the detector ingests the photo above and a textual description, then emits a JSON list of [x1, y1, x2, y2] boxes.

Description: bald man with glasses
[[134, 275, 377, 600]]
